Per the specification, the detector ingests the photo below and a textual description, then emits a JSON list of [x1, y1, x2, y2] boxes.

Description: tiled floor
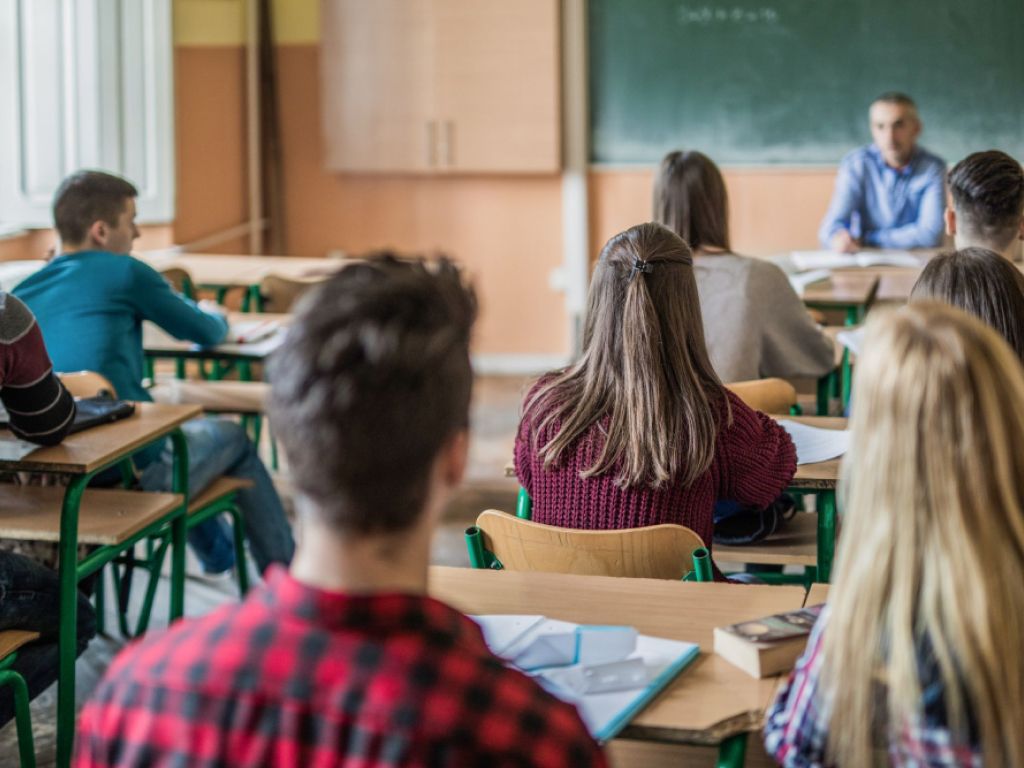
[[0, 375, 531, 767]]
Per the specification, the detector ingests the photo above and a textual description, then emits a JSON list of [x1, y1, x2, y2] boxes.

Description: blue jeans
[[0, 551, 96, 727], [138, 418, 295, 575]]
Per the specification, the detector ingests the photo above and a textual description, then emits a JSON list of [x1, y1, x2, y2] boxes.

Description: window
[[0, 0, 173, 227]]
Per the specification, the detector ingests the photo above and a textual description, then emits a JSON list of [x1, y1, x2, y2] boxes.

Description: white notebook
[[776, 419, 850, 464], [791, 250, 922, 271], [473, 615, 700, 742]]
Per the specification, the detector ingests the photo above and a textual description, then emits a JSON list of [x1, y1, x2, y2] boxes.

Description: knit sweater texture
[[515, 388, 797, 576]]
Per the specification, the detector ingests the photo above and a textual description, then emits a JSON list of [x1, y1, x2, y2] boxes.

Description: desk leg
[[817, 490, 837, 583], [716, 733, 748, 768], [56, 475, 89, 768], [840, 347, 852, 411], [169, 429, 189, 621]]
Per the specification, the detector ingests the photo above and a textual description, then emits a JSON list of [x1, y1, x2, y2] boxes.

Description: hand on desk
[[829, 230, 859, 253]]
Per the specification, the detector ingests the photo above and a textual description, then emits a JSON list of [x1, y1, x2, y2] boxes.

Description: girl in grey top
[[653, 150, 834, 383]]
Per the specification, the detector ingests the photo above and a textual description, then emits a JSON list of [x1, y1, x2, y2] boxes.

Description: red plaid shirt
[[75, 567, 606, 768]]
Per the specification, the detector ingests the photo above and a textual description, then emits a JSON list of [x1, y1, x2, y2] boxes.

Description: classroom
[[0, 0, 1023, 766]]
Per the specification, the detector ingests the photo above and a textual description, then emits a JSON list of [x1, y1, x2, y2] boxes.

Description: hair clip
[[629, 258, 654, 281]]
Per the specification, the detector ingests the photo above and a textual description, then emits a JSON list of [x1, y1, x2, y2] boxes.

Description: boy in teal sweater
[[16, 170, 293, 575]]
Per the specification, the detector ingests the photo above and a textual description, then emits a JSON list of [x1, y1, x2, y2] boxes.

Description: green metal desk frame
[[54, 430, 190, 768]]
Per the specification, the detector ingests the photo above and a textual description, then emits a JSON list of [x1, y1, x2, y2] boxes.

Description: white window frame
[[0, 0, 174, 228]]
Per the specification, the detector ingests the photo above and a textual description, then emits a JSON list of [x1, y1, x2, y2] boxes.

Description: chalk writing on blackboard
[[676, 6, 780, 25]]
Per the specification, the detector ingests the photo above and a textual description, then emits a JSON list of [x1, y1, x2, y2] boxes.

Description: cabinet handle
[[444, 120, 455, 167], [427, 121, 437, 167]]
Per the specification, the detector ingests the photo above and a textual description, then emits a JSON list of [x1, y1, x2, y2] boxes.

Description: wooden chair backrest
[[473, 509, 705, 580], [725, 378, 797, 414], [258, 273, 320, 313], [59, 371, 117, 399], [160, 267, 193, 297]]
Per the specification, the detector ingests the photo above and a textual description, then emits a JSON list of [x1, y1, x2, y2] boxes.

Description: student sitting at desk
[[74, 258, 605, 768], [0, 292, 95, 727], [654, 150, 835, 382], [819, 92, 946, 252], [765, 302, 1024, 766], [909, 247, 1024, 359], [14, 171, 294, 578], [515, 223, 796, 579], [945, 150, 1024, 262]]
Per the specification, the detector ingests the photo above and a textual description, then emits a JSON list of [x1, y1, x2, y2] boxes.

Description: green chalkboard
[[589, 0, 1024, 165]]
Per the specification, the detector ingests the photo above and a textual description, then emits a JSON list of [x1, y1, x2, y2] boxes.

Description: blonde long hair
[[524, 222, 726, 488], [823, 302, 1024, 765]]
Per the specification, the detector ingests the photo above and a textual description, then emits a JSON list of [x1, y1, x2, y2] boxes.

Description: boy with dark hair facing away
[[15, 170, 293, 577], [945, 150, 1024, 261], [74, 257, 606, 768]]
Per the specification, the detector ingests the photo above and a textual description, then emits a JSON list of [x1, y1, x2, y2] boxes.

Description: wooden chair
[[0, 631, 39, 768], [725, 378, 799, 415], [159, 267, 195, 299], [59, 370, 117, 399], [257, 273, 322, 313], [465, 509, 712, 581]]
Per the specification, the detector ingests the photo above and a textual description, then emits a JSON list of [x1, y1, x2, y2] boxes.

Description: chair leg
[[0, 668, 36, 768], [716, 733, 748, 768], [227, 505, 250, 596], [93, 567, 106, 636]]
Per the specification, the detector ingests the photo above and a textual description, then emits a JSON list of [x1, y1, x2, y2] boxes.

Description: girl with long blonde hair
[[765, 301, 1024, 765], [514, 223, 797, 577]]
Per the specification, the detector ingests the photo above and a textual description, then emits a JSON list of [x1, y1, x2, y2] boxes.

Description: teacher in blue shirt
[[819, 92, 946, 252]]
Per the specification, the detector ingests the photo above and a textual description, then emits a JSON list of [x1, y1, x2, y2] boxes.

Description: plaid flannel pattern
[[75, 567, 606, 768], [764, 607, 982, 767]]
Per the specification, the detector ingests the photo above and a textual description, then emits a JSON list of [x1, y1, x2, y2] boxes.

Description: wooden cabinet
[[321, 0, 561, 174]]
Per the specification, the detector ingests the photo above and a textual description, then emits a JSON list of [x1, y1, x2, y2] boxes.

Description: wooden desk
[[805, 583, 830, 607], [429, 566, 807, 747], [0, 402, 201, 768], [800, 273, 878, 325], [143, 312, 290, 364]]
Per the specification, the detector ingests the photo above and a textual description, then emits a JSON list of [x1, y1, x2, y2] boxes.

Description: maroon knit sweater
[[514, 388, 797, 578]]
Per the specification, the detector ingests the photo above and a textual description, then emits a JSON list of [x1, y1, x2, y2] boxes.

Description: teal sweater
[[14, 251, 228, 461]]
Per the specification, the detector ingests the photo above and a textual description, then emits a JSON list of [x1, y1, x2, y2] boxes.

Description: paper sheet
[[0, 436, 41, 462], [776, 419, 850, 464], [226, 320, 281, 344], [836, 326, 865, 356]]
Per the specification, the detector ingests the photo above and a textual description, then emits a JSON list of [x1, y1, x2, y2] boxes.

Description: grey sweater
[[694, 253, 835, 382]]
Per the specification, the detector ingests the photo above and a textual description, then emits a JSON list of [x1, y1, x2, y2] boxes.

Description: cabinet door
[[321, 0, 435, 172], [433, 0, 561, 173]]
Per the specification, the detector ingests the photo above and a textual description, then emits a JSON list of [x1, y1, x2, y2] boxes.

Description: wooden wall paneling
[[433, 0, 561, 173], [321, 0, 434, 172]]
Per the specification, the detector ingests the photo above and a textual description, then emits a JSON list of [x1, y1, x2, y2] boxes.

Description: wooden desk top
[[0, 402, 201, 474], [144, 312, 290, 360], [786, 416, 846, 490], [800, 272, 878, 307], [872, 268, 922, 303], [805, 583, 830, 607], [139, 252, 350, 288], [429, 566, 807, 744]]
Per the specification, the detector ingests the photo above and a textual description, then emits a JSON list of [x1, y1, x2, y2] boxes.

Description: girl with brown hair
[[765, 302, 1024, 765], [654, 150, 835, 382], [514, 223, 797, 577]]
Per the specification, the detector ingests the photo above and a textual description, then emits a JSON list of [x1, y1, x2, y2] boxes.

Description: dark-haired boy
[[74, 258, 606, 767], [819, 92, 946, 251], [15, 170, 293, 577], [945, 150, 1024, 262]]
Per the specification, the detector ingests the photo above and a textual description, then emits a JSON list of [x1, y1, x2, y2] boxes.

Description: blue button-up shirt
[[818, 144, 946, 249]]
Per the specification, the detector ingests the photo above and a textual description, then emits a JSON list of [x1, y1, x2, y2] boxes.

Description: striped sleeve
[[0, 293, 75, 445]]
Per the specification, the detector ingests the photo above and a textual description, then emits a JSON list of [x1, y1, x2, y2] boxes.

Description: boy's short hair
[[948, 151, 1024, 250], [53, 170, 138, 245], [872, 91, 917, 110], [269, 255, 477, 534]]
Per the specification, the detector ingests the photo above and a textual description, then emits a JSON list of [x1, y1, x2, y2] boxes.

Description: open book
[[775, 419, 850, 464], [225, 319, 282, 344], [791, 250, 923, 271], [473, 615, 699, 742]]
